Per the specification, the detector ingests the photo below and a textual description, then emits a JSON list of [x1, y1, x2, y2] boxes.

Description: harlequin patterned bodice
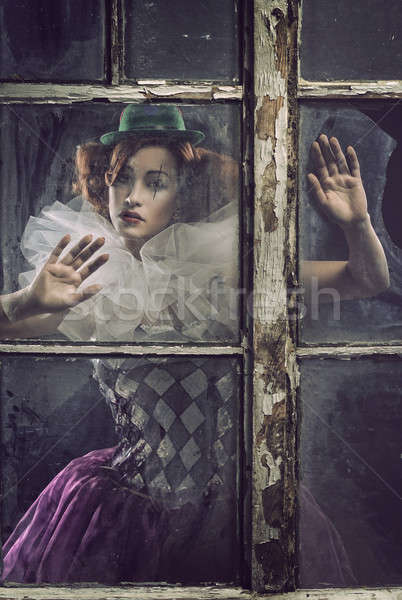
[[93, 356, 238, 509]]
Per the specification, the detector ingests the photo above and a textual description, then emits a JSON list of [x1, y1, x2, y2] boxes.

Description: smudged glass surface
[[0, 0, 106, 81], [1, 355, 241, 583], [299, 358, 402, 587], [0, 103, 241, 343], [300, 0, 402, 81], [299, 103, 402, 344], [124, 0, 239, 82]]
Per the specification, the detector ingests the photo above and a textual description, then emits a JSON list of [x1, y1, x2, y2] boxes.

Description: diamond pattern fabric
[[93, 357, 238, 508]]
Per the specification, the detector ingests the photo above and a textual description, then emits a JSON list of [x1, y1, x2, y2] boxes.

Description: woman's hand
[[26, 234, 109, 314], [302, 133, 390, 303], [308, 134, 368, 229]]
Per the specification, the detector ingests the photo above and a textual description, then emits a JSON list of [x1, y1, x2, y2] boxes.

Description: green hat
[[100, 104, 205, 146]]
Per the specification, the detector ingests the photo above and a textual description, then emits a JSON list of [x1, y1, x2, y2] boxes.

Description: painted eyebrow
[[146, 170, 170, 177], [122, 166, 170, 177]]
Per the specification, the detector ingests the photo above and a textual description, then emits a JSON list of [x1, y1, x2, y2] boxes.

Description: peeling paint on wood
[[0, 585, 247, 600], [110, 0, 122, 85], [0, 344, 243, 356], [0, 83, 243, 103], [298, 79, 402, 99], [252, 0, 297, 593], [1, 587, 402, 600], [297, 345, 402, 359], [256, 96, 285, 141]]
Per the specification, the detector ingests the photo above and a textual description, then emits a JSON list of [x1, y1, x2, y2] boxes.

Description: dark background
[[299, 358, 402, 586], [300, 0, 402, 82]]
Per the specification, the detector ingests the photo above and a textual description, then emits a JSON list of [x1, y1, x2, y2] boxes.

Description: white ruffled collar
[[19, 197, 239, 343]]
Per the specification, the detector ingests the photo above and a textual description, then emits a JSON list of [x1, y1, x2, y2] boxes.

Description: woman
[[0, 105, 239, 342], [0, 105, 241, 584], [0, 105, 389, 583], [0, 124, 389, 337]]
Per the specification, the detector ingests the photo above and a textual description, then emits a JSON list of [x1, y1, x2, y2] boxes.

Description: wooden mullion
[[251, 0, 298, 593], [298, 79, 402, 99], [239, 0, 254, 589], [297, 345, 402, 359], [2, 585, 402, 599], [110, 0, 123, 85], [0, 344, 244, 357], [0, 83, 243, 103]]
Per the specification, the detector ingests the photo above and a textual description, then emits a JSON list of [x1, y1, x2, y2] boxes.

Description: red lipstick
[[120, 210, 145, 223]]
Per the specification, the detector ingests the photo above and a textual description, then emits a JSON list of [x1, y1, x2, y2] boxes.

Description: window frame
[[0, 0, 251, 597], [293, 0, 402, 597], [2, 0, 402, 598]]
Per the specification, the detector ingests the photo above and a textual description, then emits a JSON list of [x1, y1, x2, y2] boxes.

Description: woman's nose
[[127, 181, 143, 205]]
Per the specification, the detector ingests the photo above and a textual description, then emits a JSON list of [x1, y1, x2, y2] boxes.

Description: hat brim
[[100, 129, 205, 146]]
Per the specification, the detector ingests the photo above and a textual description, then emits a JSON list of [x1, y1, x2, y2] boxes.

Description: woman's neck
[[123, 237, 144, 259]]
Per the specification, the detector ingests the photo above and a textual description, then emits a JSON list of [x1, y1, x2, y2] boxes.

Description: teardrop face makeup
[[108, 146, 179, 248]]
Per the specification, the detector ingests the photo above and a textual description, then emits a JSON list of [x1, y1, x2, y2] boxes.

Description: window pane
[[124, 0, 239, 82], [0, 0, 106, 82], [299, 103, 402, 344], [299, 358, 402, 587], [300, 0, 402, 81], [1, 355, 241, 584], [0, 356, 117, 545], [0, 103, 241, 343]]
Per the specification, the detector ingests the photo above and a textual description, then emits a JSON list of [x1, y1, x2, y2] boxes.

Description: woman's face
[[108, 146, 178, 247]]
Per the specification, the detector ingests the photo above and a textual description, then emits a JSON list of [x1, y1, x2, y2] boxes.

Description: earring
[[171, 204, 181, 223]]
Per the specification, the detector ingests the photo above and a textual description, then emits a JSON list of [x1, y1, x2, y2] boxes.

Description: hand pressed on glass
[[29, 234, 109, 313], [0, 234, 108, 332], [308, 134, 368, 228], [301, 134, 390, 304]]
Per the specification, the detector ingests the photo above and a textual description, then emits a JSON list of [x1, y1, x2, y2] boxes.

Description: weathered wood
[[0, 586, 247, 600], [0, 83, 243, 103], [110, 0, 122, 85], [298, 80, 402, 99], [252, 0, 297, 593], [1, 586, 402, 600], [297, 345, 402, 359], [240, 0, 255, 588], [0, 344, 243, 356]]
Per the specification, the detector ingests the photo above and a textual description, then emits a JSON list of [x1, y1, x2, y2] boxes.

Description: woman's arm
[[0, 234, 108, 339], [301, 135, 390, 305]]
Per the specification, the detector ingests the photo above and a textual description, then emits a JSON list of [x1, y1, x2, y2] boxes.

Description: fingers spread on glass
[[310, 139, 329, 180], [46, 234, 72, 265], [346, 145, 361, 178], [317, 134, 338, 177], [60, 235, 94, 266], [328, 137, 350, 175], [70, 237, 106, 270], [78, 254, 110, 281], [35, 235, 110, 311]]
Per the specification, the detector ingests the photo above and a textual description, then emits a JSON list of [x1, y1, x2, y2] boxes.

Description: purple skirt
[[1, 447, 166, 584], [2, 448, 356, 586]]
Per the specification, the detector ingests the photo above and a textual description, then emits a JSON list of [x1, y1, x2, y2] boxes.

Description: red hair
[[73, 137, 238, 222]]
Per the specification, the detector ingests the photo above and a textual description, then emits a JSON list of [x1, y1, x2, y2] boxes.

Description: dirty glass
[[299, 102, 402, 344], [300, 0, 402, 81], [123, 0, 239, 82], [0, 102, 241, 343], [1, 355, 241, 584], [299, 358, 402, 587], [0, 0, 106, 82]]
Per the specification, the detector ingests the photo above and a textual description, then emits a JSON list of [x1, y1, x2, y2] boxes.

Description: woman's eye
[[115, 173, 132, 186], [149, 179, 166, 191]]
